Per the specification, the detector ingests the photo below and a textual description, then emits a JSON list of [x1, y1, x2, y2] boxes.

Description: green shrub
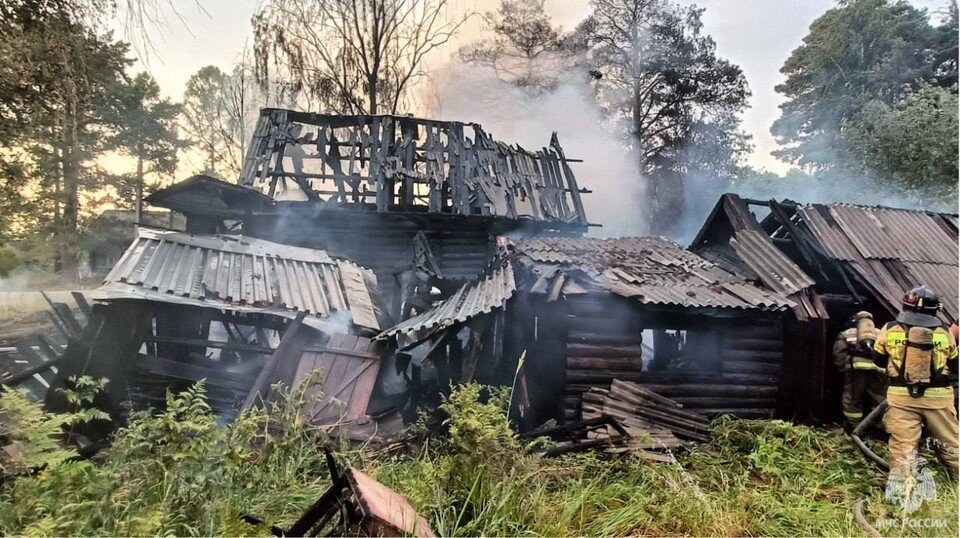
[[0, 381, 341, 536], [374, 391, 958, 537]]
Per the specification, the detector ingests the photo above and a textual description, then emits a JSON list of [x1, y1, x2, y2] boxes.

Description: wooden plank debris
[[279, 465, 435, 537], [241, 312, 308, 412], [581, 379, 710, 451], [294, 333, 383, 425]]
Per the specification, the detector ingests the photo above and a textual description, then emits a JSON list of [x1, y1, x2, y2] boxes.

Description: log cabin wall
[[533, 295, 785, 424]]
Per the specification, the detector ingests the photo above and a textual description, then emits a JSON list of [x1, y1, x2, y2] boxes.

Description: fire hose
[[850, 401, 888, 538], [850, 399, 889, 470]]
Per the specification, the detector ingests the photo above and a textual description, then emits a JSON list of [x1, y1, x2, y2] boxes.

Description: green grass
[[0, 382, 956, 536], [372, 388, 958, 537]]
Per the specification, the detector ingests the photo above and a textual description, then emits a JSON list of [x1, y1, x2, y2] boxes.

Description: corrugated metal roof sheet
[[794, 203, 958, 324], [692, 195, 957, 323], [902, 262, 959, 323], [377, 262, 515, 339], [729, 229, 815, 296], [511, 236, 793, 311], [96, 228, 382, 330], [827, 205, 957, 264], [796, 205, 861, 261]]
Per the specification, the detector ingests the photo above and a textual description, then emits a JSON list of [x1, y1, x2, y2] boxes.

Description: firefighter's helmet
[[897, 285, 941, 327], [902, 286, 940, 314]]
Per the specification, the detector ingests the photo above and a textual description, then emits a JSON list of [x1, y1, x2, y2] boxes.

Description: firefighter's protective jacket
[[874, 322, 959, 398], [833, 327, 883, 373]]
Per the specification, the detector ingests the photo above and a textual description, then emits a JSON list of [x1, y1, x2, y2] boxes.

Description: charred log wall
[[527, 295, 786, 424]]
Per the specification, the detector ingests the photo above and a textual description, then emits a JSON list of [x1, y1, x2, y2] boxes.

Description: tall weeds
[[0, 381, 341, 536], [0, 381, 956, 537], [372, 388, 958, 537]]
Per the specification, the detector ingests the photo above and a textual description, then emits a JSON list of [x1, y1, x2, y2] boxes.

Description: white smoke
[[432, 64, 648, 237]]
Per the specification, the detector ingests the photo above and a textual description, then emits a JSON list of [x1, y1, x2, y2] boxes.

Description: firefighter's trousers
[[842, 369, 886, 424], [884, 391, 959, 479]]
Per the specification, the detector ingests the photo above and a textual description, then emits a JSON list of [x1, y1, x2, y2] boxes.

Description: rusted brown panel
[[346, 468, 436, 538]]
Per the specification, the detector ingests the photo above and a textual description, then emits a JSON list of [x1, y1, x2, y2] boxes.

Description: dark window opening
[[642, 328, 722, 374]]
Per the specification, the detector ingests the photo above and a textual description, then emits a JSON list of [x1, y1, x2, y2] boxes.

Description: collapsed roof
[[691, 194, 959, 323], [377, 235, 794, 341], [377, 260, 516, 341], [235, 108, 589, 225], [94, 227, 384, 332], [510, 236, 793, 311]]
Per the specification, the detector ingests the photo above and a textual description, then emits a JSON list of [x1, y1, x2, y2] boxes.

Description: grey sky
[[128, 0, 951, 175]]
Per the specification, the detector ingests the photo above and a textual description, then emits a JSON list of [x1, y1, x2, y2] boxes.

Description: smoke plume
[[433, 64, 648, 237]]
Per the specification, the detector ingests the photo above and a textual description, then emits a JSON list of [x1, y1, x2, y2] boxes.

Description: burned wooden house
[[375, 236, 794, 428], [30, 112, 845, 443], [39, 109, 590, 438], [45, 228, 398, 438], [146, 108, 589, 320], [689, 194, 959, 420]]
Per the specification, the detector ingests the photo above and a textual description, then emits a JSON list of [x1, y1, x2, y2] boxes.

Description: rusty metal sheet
[[97, 228, 382, 330], [377, 262, 515, 339]]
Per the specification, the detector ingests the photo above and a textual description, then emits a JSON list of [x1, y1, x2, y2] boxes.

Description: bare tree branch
[[253, 0, 467, 115]]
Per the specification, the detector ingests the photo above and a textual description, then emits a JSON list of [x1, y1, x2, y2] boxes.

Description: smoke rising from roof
[[431, 63, 957, 246], [433, 64, 648, 237]]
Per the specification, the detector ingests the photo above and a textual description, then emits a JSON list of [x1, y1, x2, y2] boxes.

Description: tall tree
[[182, 66, 237, 178], [182, 60, 282, 180], [252, 0, 466, 114], [577, 0, 750, 233], [845, 85, 958, 204], [0, 3, 130, 276], [932, 1, 958, 89], [103, 72, 183, 220], [459, 0, 568, 92], [771, 0, 944, 171]]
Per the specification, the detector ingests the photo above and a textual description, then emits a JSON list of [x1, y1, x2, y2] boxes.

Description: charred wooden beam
[[241, 312, 308, 411]]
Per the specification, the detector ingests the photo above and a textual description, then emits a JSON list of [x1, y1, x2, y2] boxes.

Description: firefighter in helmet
[[832, 311, 886, 430], [874, 285, 959, 479]]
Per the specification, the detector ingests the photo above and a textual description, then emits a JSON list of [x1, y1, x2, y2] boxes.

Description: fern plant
[[0, 388, 77, 475]]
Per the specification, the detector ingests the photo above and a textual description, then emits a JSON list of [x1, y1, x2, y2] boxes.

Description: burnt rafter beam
[[239, 109, 588, 224], [241, 312, 308, 412], [1, 356, 66, 386]]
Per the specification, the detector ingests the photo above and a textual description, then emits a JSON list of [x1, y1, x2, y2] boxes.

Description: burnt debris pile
[[582, 379, 710, 448]]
